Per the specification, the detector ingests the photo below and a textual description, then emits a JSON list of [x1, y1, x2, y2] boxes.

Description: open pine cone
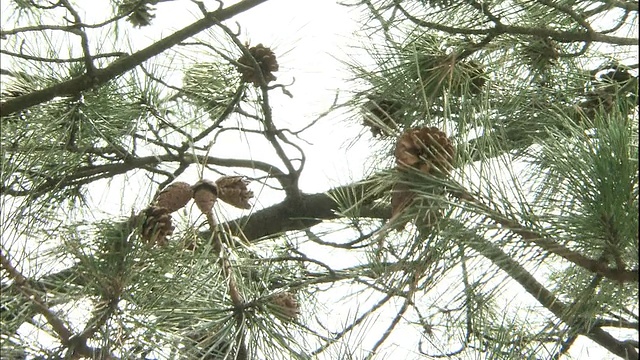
[[192, 179, 218, 215], [119, 0, 156, 27], [391, 127, 454, 229], [139, 206, 174, 246], [236, 44, 279, 86], [395, 127, 455, 176], [153, 181, 193, 213], [215, 176, 254, 209]]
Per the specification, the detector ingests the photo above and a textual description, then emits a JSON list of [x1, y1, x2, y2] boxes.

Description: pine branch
[[461, 229, 638, 359], [1, 153, 287, 198], [0, 0, 270, 117], [0, 249, 117, 359], [393, 1, 638, 45], [451, 189, 639, 283]]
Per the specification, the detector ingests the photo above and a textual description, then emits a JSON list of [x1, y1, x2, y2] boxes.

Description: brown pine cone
[[139, 206, 174, 246], [395, 127, 455, 176], [270, 292, 299, 321], [215, 176, 254, 209], [236, 44, 279, 86], [154, 181, 193, 213], [362, 96, 402, 137], [391, 182, 414, 219], [119, 0, 156, 27], [466, 61, 486, 95], [391, 180, 443, 229], [191, 179, 218, 215]]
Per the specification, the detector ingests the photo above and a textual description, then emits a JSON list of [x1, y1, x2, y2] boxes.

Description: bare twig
[[0, 49, 127, 63], [59, 0, 96, 75]]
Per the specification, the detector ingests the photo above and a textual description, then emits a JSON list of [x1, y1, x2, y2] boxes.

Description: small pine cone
[[270, 292, 299, 321], [523, 37, 559, 70], [574, 89, 615, 124], [395, 127, 455, 176], [215, 176, 254, 209], [362, 96, 401, 137], [153, 182, 193, 213], [466, 61, 486, 95], [423, 0, 454, 8], [391, 182, 443, 229], [236, 44, 279, 86], [191, 179, 218, 215], [391, 182, 414, 219], [140, 206, 174, 246], [119, 0, 156, 27]]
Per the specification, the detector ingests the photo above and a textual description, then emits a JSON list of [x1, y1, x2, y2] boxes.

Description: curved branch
[[1, 153, 287, 198], [395, 2, 638, 45]]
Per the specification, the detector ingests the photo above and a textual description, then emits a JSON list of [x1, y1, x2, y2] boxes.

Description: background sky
[[1, 0, 633, 358]]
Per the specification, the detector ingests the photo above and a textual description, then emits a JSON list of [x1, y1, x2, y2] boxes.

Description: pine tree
[[1, 0, 638, 359]]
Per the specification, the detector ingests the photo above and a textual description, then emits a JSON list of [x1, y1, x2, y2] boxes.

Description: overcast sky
[[0, 1, 632, 359]]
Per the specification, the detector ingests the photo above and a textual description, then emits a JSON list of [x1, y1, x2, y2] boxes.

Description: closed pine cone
[[236, 44, 279, 86], [192, 179, 218, 215], [270, 292, 299, 321], [154, 181, 193, 213], [119, 0, 156, 27], [395, 127, 455, 176], [391, 182, 414, 219], [391, 178, 443, 230], [362, 96, 402, 137], [140, 206, 174, 246], [215, 176, 254, 209]]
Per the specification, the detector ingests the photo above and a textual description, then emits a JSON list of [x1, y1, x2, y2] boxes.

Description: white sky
[[1, 1, 636, 359]]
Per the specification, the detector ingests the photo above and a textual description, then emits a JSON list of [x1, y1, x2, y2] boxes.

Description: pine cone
[[215, 176, 254, 209], [119, 0, 156, 27], [139, 206, 174, 246], [392, 127, 454, 229], [236, 44, 279, 86], [270, 292, 299, 321], [391, 182, 414, 219], [391, 178, 444, 230], [523, 37, 559, 71], [192, 179, 218, 215], [153, 182, 193, 213], [362, 96, 402, 137], [466, 61, 486, 95], [575, 89, 615, 124], [395, 127, 455, 176], [422, 0, 454, 8]]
